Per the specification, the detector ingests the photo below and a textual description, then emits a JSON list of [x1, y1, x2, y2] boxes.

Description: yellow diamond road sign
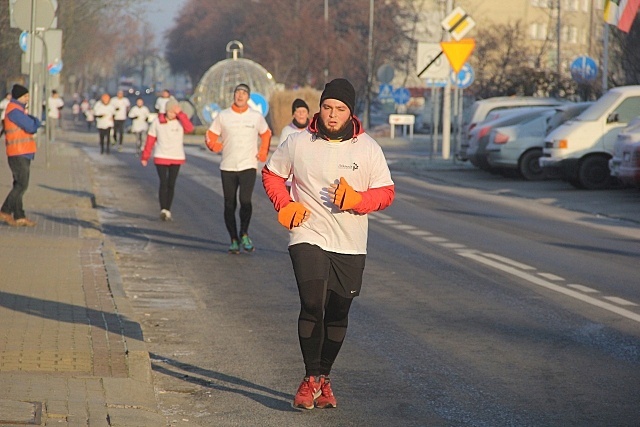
[[441, 7, 476, 41], [440, 39, 476, 74]]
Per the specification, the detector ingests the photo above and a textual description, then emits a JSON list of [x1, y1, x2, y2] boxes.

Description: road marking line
[[392, 224, 418, 230], [411, 230, 433, 236], [378, 219, 400, 224], [441, 243, 467, 249], [458, 252, 640, 323], [603, 296, 638, 307], [423, 236, 448, 242], [482, 253, 535, 270], [537, 272, 565, 281], [372, 212, 392, 220], [567, 284, 600, 293]]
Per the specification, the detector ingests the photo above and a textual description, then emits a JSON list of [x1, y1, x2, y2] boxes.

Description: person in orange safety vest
[[0, 84, 41, 227]]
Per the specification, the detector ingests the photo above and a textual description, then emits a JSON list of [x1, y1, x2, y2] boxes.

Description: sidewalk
[[0, 133, 166, 425]]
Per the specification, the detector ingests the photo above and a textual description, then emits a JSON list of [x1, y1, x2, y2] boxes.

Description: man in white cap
[[262, 78, 395, 409], [205, 83, 272, 254]]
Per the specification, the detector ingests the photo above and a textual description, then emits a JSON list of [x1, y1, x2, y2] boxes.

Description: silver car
[[485, 103, 592, 180], [466, 107, 554, 172]]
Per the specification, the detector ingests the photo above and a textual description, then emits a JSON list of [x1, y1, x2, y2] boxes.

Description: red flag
[[618, 0, 640, 32]]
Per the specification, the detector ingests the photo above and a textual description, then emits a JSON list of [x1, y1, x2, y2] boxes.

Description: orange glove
[[329, 177, 362, 210], [205, 130, 223, 153], [278, 202, 310, 229]]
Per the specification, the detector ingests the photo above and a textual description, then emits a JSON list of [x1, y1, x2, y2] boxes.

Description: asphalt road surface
[[76, 132, 640, 427]]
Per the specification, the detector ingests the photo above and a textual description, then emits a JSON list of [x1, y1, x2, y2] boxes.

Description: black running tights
[[298, 279, 353, 377], [155, 164, 181, 211]]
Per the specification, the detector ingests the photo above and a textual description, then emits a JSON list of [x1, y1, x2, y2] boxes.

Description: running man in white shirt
[[128, 97, 151, 154], [46, 90, 64, 142], [262, 78, 395, 410], [155, 89, 171, 114], [110, 90, 131, 151], [92, 93, 116, 154], [205, 83, 272, 254]]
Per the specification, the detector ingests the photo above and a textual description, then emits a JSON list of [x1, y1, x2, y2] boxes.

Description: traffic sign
[[570, 56, 597, 83], [417, 42, 450, 79], [451, 64, 474, 89], [12, 0, 56, 31], [425, 79, 447, 88], [377, 64, 394, 84], [440, 38, 476, 74], [392, 87, 411, 105], [249, 92, 269, 117], [441, 7, 476, 41], [48, 59, 63, 75], [378, 83, 394, 100], [202, 103, 221, 123], [19, 31, 28, 52]]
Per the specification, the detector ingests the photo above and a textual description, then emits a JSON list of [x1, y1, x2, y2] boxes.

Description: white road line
[[603, 296, 639, 307], [441, 243, 467, 249], [537, 272, 565, 281], [482, 253, 535, 271], [423, 236, 448, 242], [392, 224, 418, 230], [458, 251, 640, 323], [378, 219, 400, 224], [567, 284, 600, 293], [411, 230, 433, 236], [371, 212, 392, 220]]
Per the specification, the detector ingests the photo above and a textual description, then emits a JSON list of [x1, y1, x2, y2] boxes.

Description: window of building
[[561, 25, 569, 42], [582, 0, 589, 12], [570, 0, 579, 11], [570, 26, 578, 43], [531, 0, 539, 6]]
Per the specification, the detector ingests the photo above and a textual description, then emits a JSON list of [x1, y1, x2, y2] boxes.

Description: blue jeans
[[1, 156, 31, 220]]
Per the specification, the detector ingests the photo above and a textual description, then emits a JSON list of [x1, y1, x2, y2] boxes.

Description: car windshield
[[576, 91, 622, 121]]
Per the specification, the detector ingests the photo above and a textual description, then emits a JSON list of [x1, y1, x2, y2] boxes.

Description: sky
[[142, 0, 187, 46]]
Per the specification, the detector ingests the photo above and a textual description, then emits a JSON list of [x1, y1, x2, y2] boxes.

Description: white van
[[540, 85, 640, 189]]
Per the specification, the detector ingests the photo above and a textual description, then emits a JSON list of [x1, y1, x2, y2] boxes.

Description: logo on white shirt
[[338, 163, 359, 171]]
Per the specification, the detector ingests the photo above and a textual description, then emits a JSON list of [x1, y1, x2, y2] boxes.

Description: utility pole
[[324, 0, 329, 83], [442, 0, 453, 160], [363, 0, 374, 129], [556, 0, 561, 79]]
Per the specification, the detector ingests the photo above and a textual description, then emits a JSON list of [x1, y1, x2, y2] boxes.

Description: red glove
[[329, 177, 362, 210], [278, 202, 310, 229]]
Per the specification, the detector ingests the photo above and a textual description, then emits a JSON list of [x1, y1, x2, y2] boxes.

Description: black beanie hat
[[11, 84, 29, 100], [234, 83, 250, 95], [320, 78, 355, 114], [292, 98, 309, 114]]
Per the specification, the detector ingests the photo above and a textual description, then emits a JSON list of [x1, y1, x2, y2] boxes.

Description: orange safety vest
[[4, 102, 37, 157]]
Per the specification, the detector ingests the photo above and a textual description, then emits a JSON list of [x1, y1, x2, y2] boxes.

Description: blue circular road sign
[[202, 103, 221, 123], [249, 93, 269, 117], [392, 87, 411, 105], [450, 64, 474, 89], [19, 31, 28, 52], [570, 56, 597, 83]]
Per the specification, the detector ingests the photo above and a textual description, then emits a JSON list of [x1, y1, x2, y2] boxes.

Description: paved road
[[75, 129, 639, 426]]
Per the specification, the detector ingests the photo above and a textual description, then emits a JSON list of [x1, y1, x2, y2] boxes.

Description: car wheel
[[519, 149, 545, 181], [578, 155, 613, 190]]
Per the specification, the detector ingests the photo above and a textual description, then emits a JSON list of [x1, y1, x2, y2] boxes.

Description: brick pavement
[[0, 132, 166, 426]]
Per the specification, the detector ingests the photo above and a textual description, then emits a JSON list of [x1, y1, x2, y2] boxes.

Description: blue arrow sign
[[570, 56, 597, 83], [450, 63, 474, 89], [202, 103, 221, 123], [249, 92, 269, 117]]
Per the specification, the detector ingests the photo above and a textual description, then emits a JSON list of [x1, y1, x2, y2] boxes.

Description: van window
[[577, 91, 621, 121], [612, 97, 640, 123]]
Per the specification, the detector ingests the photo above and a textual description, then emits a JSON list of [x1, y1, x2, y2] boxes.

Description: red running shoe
[[315, 376, 337, 408], [293, 376, 321, 410]]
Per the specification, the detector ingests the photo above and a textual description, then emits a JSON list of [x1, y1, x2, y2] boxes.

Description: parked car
[[466, 107, 555, 172], [458, 96, 566, 160], [610, 117, 640, 187], [540, 85, 640, 189], [485, 102, 592, 180]]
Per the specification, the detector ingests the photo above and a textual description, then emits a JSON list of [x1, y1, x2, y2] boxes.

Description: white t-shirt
[[128, 105, 151, 133], [155, 96, 170, 114], [147, 117, 186, 161], [266, 130, 394, 254], [208, 107, 270, 171], [279, 122, 307, 144], [0, 97, 11, 120], [93, 101, 116, 129], [110, 96, 130, 120], [47, 96, 64, 119]]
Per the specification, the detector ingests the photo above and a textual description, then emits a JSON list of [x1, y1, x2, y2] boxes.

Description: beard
[[318, 116, 353, 141]]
